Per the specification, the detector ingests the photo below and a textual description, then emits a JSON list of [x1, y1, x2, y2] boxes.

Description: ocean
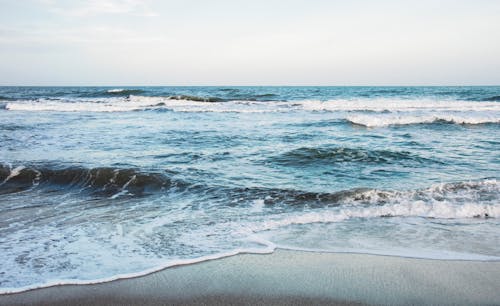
[[0, 86, 499, 293]]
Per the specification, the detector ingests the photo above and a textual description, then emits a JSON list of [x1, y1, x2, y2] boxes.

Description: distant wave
[[301, 99, 500, 112], [347, 114, 500, 127], [4, 97, 500, 114], [0, 164, 186, 197], [166, 94, 277, 102], [167, 95, 226, 102], [0, 95, 16, 101], [4, 98, 161, 112], [74, 89, 146, 98], [3, 96, 286, 113], [0, 123, 31, 131], [480, 95, 500, 102], [270, 146, 437, 166], [105, 89, 145, 96], [254, 93, 277, 98]]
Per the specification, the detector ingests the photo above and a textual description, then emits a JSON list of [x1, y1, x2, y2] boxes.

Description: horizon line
[[1, 84, 499, 87]]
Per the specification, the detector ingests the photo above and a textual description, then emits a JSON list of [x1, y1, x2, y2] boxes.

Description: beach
[[1, 249, 499, 305]]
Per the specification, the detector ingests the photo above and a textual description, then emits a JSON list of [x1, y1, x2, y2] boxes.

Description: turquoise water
[[0, 86, 499, 292]]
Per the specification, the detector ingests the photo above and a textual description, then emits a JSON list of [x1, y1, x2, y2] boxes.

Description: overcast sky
[[0, 0, 499, 85]]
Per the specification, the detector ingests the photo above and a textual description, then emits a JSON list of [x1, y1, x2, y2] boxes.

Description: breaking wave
[[1, 163, 496, 217], [167, 95, 226, 102], [0, 164, 185, 197], [75, 89, 147, 98], [240, 179, 499, 213], [3, 97, 500, 115], [347, 114, 500, 127], [246, 180, 500, 234], [301, 99, 500, 112], [104, 89, 145, 96]]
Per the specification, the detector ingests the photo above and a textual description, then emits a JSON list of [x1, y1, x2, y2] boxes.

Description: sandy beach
[[1, 249, 499, 306]]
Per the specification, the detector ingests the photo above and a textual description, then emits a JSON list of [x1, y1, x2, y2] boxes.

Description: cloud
[[40, 0, 157, 17]]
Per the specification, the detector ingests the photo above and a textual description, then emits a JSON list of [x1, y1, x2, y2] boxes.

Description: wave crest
[[4, 97, 500, 115], [0, 164, 184, 197], [167, 95, 226, 102], [270, 146, 436, 166], [481, 95, 500, 102], [246, 180, 499, 233], [347, 114, 500, 127]]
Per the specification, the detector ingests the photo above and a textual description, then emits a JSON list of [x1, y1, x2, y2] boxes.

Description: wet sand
[[1, 249, 499, 305]]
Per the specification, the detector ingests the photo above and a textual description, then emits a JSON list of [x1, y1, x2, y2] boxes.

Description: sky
[[0, 0, 499, 86]]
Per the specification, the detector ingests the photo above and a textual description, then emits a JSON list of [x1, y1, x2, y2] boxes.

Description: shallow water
[[0, 86, 499, 292]]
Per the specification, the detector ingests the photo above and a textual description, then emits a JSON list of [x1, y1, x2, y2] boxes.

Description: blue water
[[1, 86, 499, 292]]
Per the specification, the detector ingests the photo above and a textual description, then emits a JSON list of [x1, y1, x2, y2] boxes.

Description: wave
[[167, 95, 226, 102], [245, 180, 500, 234], [301, 98, 500, 112], [0, 95, 17, 101], [4, 96, 500, 114], [347, 114, 500, 127], [0, 123, 31, 131], [105, 89, 145, 96], [166, 94, 278, 102], [289, 199, 496, 226], [4, 98, 161, 112], [254, 93, 277, 98], [0, 164, 185, 197], [76, 89, 146, 97], [270, 146, 437, 166], [480, 95, 500, 102], [224, 179, 500, 219], [0, 163, 376, 204], [1, 162, 497, 214], [251, 200, 499, 233], [2, 96, 244, 112]]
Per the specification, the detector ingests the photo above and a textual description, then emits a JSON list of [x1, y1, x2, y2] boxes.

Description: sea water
[[0, 86, 499, 292]]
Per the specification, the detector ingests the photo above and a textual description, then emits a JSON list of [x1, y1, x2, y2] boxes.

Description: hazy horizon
[[1, 85, 500, 87], [1, 0, 499, 86]]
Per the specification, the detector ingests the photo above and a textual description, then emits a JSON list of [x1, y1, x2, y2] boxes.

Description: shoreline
[[1, 249, 499, 305]]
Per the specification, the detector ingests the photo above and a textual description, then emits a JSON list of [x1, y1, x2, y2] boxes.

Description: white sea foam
[[0, 241, 275, 295], [347, 114, 500, 127], [245, 180, 500, 232], [4, 97, 285, 113], [106, 89, 125, 93], [5, 98, 157, 112], [250, 199, 265, 213], [6, 96, 500, 115], [301, 98, 500, 112], [253, 201, 499, 233], [0, 166, 25, 186]]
